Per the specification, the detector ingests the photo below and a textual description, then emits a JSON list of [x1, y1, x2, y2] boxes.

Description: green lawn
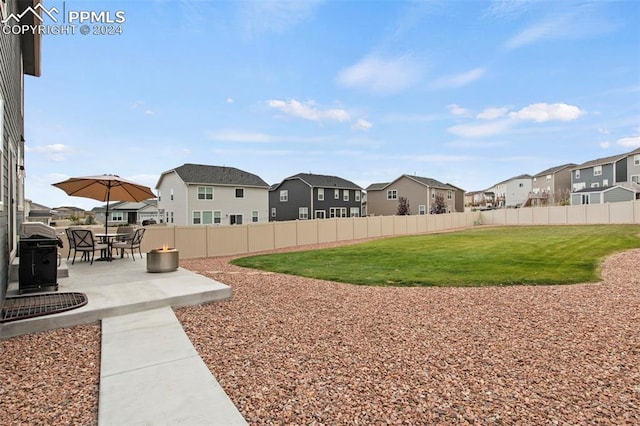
[[231, 225, 640, 287]]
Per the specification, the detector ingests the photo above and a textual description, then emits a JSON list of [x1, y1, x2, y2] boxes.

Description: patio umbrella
[[52, 174, 156, 235]]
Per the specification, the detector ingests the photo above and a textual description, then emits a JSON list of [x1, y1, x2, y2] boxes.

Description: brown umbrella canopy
[[53, 174, 156, 233]]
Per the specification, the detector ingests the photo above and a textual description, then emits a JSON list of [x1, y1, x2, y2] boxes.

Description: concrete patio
[[2, 254, 247, 425]]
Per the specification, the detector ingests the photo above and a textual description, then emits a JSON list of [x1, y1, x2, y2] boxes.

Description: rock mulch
[[1, 243, 638, 424], [0, 324, 100, 426], [177, 246, 640, 424]]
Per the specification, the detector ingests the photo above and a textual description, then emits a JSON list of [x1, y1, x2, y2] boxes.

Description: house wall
[[603, 187, 635, 203], [269, 179, 311, 221], [505, 177, 531, 207], [615, 158, 627, 183], [628, 152, 640, 183], [572, 163, 615, 190], [186, 185, 268, 225], [0, 0, 26, 306], [156, 171, 188, 225], [311, 187, 362, 218], [367, 176, 429, 216]]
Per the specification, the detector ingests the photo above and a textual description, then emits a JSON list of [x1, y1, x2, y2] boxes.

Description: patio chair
[[111, 228, 145, 261], [70, 228, 109, 265], [65, 226, 90, 262]]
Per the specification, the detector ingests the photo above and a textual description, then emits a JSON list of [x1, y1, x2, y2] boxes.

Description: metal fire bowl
[[147, 249, 179, 273]]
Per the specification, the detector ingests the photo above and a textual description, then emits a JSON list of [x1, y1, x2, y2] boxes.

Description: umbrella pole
[[105, 184, 111, 236]]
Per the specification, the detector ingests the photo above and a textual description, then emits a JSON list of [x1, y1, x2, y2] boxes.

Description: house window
[[315, 210, 325, 219], [193, 211, 213, 224], [334, 189, 340, 199], [230, 214, 243, 225], [318, 188, 324, 201], [546, 175, 551, 181], [235, 188, 244, 198], [330, 207, 347, 218], [355, 191, 361, 202], [447, 190, 452, 199], [350, 207, 360, 217], [170, 189, 174, 201], [280, 190, 288, 202], [198, 186, 213, 200], [111, 212, 124, 221], [634, 155, 640, 166], [593, 166, 602, 176], [518, 183, 524, 188], [576, 170, 581, 179], [271, 207, 276, 218], [157, 190, 161, 202], [632, 175, 640, 183], [603, 179, 609, 187], [591, 183, 599, 188], [387, 190, 397, 200], [170, 212, 174, 224], [299, 207, 309, 220], [252, 210, 259, 222], [581, 194, 590, 205], [343, 191, 349, 201], [213, 211, 221, 224], [432, 190, 435, 199], [419, 205, 426, 215]]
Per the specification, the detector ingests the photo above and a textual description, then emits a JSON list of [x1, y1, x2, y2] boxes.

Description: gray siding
[[0, 0, 27, 305], [573, 163, 615, 189], [603, 187, 635, 203]]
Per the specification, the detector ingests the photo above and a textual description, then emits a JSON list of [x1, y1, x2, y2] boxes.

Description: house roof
[[573, 152, 627, 169], [366, 174, 454, 191], [492, 174, 532, 187], [573, 183, 638, 194], [158, 164, 269, 188], [533, 163, 578, 177], [271, 173, 362, 191]]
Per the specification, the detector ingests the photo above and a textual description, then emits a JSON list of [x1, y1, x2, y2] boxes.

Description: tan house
[[1, 0, 41, 304], [366, 174, 464, 216], [525, 163, 576, 207], [156, 164, 270, 226]]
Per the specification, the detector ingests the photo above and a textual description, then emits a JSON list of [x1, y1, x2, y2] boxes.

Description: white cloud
[[508, 103, 583, 122], [600, 141, 611, 149], [477, 107, 509, 120], [505, 8, 617, 50], [448, 104, 471, 116], [336, 54, 423, 95], [30, 144, 73, 162], [144, 109, 155, 116], [431, 67, 486, 89], [352, 119, 373, 131], [617, 136, 640, 148], [448, 120, 512, 138], [226, 98, 234, 103], [268, 99, 350, 123]]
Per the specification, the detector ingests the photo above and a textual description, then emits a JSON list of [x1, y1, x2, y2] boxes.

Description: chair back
[[131, 228, 145, 246], [71, 229, 95, 249], [65, 228, 76, 249]]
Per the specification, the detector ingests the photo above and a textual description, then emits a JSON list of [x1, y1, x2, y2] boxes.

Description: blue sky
[[24, 0, 640, 210]]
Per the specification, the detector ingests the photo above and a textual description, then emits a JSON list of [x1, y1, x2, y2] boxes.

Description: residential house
[[1, 0, 41, 304], [525, 163, 576, 207], [366, 174, 463, 216], [571, 149, 640, 205], [93, 200, 159, 226], [488, 174, 532, 208], [156, 164, 270, 226], [269, 173, 363, 221], [25, 200, 54, 225], [465, 190, 495, 209]]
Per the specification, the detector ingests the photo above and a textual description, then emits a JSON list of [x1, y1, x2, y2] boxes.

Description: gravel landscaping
[[178, 244, 640, 424], [1, 241, 638, 424]]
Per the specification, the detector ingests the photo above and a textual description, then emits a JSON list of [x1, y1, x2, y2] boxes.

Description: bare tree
[[397, 196, 411, 215], [430, 193, 446, 214]]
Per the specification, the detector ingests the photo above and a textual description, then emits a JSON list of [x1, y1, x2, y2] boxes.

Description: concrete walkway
[[3, 254, 247, 425]]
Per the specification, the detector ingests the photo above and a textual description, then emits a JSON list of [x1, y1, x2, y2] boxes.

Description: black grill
[[0, 292, 88, 323]]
